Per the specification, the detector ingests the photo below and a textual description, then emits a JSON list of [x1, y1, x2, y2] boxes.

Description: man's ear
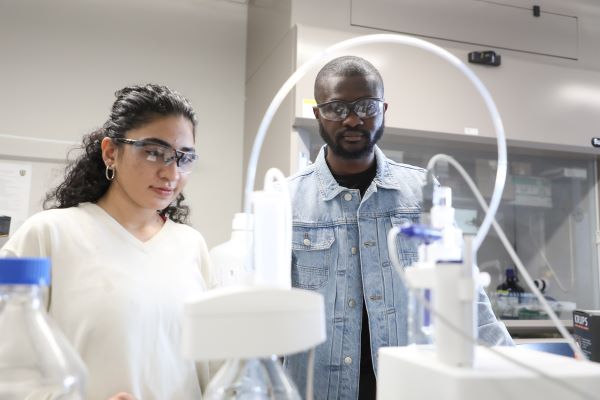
[[383, 102, 388, 114], [312, 106, 319, 120], [101, 137, 118, 167]]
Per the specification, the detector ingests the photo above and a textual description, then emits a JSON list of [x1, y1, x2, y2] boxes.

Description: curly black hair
[[44, 84, 197, 223]]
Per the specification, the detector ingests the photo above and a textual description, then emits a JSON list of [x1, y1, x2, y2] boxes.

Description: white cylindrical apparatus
[[252, 168, 292, 288]]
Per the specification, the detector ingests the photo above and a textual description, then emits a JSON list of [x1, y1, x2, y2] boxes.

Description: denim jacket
[[284, 145, 513, 400]]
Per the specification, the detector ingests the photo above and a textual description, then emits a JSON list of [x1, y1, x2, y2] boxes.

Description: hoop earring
[[105, 165, 115, 181]]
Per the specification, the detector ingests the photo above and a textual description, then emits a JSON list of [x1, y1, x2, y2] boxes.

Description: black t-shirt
[[327, 156, 377, 399]]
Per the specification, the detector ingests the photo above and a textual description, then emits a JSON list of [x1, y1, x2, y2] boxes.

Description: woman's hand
[[107, 393, 136, 400]]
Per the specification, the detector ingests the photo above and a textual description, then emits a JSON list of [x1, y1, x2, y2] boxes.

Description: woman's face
[[104, 115, 196, 213]]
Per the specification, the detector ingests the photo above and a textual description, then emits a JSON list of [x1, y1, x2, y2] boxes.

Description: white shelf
[[503, 319, 573, 335]]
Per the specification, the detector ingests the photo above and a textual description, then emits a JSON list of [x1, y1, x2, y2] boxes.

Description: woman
[[0, 84, 214, 399]]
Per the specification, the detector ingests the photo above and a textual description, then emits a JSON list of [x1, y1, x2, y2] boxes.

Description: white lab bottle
[[0, 257, 87, 399], [252, 169, 292, 289], [210, 213, 253, 287]]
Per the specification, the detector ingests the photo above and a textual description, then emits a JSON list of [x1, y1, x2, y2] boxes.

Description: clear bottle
[[210, 213, 253, 287], [496, 268, 525, 294], [495, 268, 525, 319], [204, 355, 301, 400], [407, 285, 433, 345], [0, 257, 86, 399], [408, 186, 462, 346]]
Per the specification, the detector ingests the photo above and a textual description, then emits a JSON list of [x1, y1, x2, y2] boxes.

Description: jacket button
[[348, 299, 356, 308], [303, 238, 311, 246], [344, 356, 352, 365], [344, 193, 352, 201], [351, 247, 357, 255]]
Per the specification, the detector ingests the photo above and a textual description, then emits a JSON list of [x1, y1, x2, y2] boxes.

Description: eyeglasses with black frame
[[112, 137, 198, 174], [315, 97, 385, 121]]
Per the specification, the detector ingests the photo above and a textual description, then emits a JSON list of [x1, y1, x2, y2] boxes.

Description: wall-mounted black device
[[591, 137, 600, 148], [468, 50, 501, 67]]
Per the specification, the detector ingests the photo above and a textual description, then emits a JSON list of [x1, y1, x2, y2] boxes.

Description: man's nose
[[342, 111, 364, 128]]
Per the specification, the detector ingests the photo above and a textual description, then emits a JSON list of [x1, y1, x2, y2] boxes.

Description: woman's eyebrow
[[141, 137, 195, 152]]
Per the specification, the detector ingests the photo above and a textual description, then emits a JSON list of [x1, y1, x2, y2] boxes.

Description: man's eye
[[332, 104, 346, 115]]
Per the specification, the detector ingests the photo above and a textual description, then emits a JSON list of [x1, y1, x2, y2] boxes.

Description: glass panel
[[303, 129, 600, 323]]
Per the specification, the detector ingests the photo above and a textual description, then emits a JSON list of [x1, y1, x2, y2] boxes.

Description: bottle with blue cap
[[0, 257, 86, 399]]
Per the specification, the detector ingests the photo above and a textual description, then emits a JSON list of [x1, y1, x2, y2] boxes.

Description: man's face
[[315, 75, 387, 160]]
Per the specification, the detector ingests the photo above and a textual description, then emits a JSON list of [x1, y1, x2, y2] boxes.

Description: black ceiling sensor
[[468, 51, 501, 67], [533, 5, 541, 17], [591, 137, 600, 148]]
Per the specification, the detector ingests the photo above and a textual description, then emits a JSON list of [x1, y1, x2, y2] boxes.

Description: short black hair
[[314, 56, 384, 102]]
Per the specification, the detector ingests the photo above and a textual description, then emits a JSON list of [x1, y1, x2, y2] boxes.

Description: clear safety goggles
[[316, 97, 385, 121], [113, 137, 198, 174]]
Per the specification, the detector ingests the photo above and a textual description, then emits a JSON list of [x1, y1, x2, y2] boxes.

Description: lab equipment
[[183, 287, 324, 399], [251, 169, 292, 288], [205, 356, 300, 399], [395, 186, 478, 368], [188, 32, 600, 400], [407, 285, 433, 345], [494, 268, 525, 319], [406, 186, 464, 346], [0, 257, 86, 399], [183, 170, 325, 399], [380, 31, 600, 399], [497, 268, 525, 294], [573, 310, 600, 362], [210, 213, 253, 287], [493, 292, 573, 320]]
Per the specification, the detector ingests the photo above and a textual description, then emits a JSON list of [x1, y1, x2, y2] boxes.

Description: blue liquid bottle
[[0, 258, 86, 399]]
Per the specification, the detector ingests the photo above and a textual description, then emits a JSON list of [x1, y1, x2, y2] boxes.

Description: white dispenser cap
[[232, 212, 253, 231]]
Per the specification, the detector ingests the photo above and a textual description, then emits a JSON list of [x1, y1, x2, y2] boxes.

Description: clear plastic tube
[[243, 34, 507, 239], [426, 154, 585, 359]]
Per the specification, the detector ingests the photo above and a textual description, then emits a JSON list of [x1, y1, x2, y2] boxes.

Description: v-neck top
[[0, 203, 215, 399], [92, 202, 175, 249]]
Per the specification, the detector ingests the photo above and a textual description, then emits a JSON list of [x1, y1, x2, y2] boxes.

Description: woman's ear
[[101, 137, 118, 167]]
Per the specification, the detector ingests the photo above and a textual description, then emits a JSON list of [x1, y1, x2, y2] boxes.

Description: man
[[284, 56, 513, 400]]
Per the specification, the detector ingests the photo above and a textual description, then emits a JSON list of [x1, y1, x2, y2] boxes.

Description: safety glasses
[[316, 97, 384, 121], [113, 137, 198, 174]]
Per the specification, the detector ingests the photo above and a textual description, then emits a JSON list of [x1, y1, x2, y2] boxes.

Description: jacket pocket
[[390, 214, 420, 267], [291, 226, 335, 290]]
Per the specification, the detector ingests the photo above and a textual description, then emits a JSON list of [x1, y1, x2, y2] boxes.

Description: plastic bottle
[[408, 186, 462, 346], [204, 355, 301, 400], [210, 213, 253, 287], [496, 268, 525, 294], [495, 268, 525, 319], [407, 276, 433, 345], [252, 169, 292, 289], [0, 257, 86, 399]]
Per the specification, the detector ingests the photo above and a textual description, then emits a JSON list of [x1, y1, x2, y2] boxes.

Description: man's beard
[[319, 120, 384, 160]]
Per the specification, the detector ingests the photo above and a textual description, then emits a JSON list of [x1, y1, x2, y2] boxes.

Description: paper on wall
[[0, 161, 32, 237]]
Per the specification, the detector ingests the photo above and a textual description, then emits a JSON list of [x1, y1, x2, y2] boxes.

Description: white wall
[[0, 0, 247, 247]]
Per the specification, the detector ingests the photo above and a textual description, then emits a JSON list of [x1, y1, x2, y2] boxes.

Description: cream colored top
[[0, 203, 214, 400]]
